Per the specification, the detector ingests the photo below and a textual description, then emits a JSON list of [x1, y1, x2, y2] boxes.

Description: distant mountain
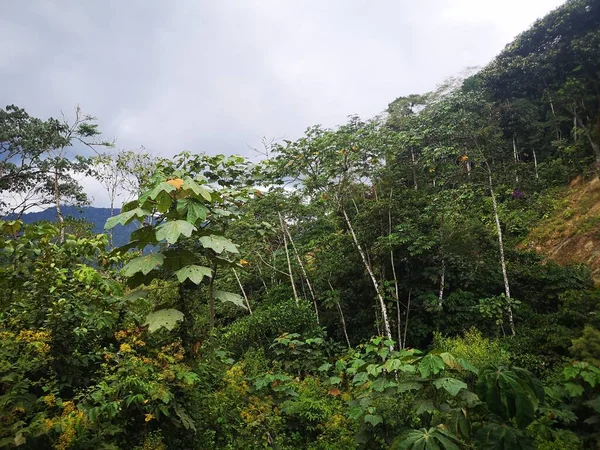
[[18, 206, 136, 247]]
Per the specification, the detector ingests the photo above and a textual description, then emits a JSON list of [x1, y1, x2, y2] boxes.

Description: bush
[[433, 327, 510, 371], [221, 299, 319, 356]]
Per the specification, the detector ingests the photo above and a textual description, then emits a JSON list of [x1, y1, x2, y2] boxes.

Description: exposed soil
[[521, 176, 600, 285]]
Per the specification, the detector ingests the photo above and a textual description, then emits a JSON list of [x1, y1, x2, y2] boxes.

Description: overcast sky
[[1, 0, 565, 206]]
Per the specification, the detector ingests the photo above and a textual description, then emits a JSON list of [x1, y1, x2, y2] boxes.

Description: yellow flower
[[119, 343, 133, 353], [114, 330, 128, 341], [62, 401, 75, 414], [43, 394, 56, 406], [145, 413, 155, 422]]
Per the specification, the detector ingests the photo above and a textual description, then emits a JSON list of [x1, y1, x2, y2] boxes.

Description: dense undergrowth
[[2, 0, 600, 448]]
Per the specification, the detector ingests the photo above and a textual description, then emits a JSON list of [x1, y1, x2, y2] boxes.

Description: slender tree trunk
[[403, 289, 411, 348], [233, 268, 252, 315], [257, 264, 269, 292], [577, 117, 600, 173], [208, 263, 218, 330], [278, 211, 299, 305], [533, 149, 539, 179], [283, 221, 319, 323], [512, 134, 519, 183], [108, 195, 115, 248], [487, 168, 515, 336], [396, 299, 403, 349], [410, 148, 418, 190], [388, 189, 402, 347], [341, 206, 393, 342], [54, 168, 65, 243], [438, 259, 445, 309], [337, 301, 351, 348], [328, 280, 351, 348]]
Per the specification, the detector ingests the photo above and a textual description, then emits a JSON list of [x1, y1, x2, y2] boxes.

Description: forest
[[1, 1, 600, 448]]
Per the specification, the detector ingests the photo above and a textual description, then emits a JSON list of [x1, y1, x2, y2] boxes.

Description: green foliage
[[222, 299, 318, 356], [571, 326, 600, 367], [392, 427, 461, 450], [3, 2, 600, 447], [476, 366, 544, 428], [434, 328, 510, 371]]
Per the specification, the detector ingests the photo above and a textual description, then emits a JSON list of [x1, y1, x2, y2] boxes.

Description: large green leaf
[[105, 207, 151, 230], [147, 181, 176, 200], [393, 427, 461, 450], [214, 290, 246, 309], [183, 177, 212, 201], [174, 265, 212, 284], [476, 366, 544, 429], [418, 354, 445, 378], [156, 220, 197, 244], [187, 200, 209, 224], [364, 414, 383, 426], [199, 235, 239, 254], [475, 423, 534, 450], [144, 308, 184, 332], [122, 253, 165, 276], [433, 377, 468, 396]]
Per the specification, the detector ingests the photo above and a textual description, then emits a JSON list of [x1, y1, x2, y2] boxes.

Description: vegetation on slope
[[1, 0, 600, 449]]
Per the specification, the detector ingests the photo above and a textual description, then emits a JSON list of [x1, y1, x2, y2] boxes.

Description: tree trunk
[[487, 169, 515, 336], [329, 280, 351, 348], [438, 259, 445, 309], [533, 148, 539, 179], [208, 263, 217, 330], [342, 207, 393, 342], [337, 301, 351, 348], [233, 268, 252, 315], [54, 168, 65, 243], [283, 220, 319, 323], [388, 190, 402, 347], [577, 117, 600, 174], [512, 134, 519, 183], [403, 289, 411, 348], [278, 212, 299, 305], [410, 148, 418, 190]]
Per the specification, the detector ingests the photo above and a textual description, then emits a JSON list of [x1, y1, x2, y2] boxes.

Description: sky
[[1, 0, 565, 207]]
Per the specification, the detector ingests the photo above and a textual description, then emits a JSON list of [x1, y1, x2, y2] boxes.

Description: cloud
[[1, 0, 565, 206]]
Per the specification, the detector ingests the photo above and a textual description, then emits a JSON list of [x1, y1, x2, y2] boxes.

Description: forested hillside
[[1, 1, 600, 449]]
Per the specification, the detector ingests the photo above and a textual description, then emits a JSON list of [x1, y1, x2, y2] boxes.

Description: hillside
[[523, 175, 600, 285], [18, 206, 134, 247]]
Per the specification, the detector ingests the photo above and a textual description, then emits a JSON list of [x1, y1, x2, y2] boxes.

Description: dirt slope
[[521, 176, 600, 285]]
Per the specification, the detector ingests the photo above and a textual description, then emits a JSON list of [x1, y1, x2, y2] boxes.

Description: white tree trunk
[[278, 212, 299, 305], [283, 221, 319, 323], [488, 170, 515, 336], [438, 259, 445, 308], [54, 168, 65, 243], [342, 207, 393, 342], [233, 268, 252, 315]]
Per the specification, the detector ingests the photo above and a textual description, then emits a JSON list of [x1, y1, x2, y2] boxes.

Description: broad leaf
[[147, 181, 176, 200], [418, 354, 445, 378], [199, 235, 239, 254], [156, 220, 197, 244], [187, 201, 209, 224], [214, 290, 246, 309], [364, 414, 383, 426], [144, 308, 184, 332], [105, 207, 150, 230], [433, 377, 468, 396], [122, 253, 165, 276], [183, 177, 212, 201], [174, 265, 212, 284]]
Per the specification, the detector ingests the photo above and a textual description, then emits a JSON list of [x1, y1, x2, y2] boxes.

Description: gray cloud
[[1, 0, 564, 205]]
